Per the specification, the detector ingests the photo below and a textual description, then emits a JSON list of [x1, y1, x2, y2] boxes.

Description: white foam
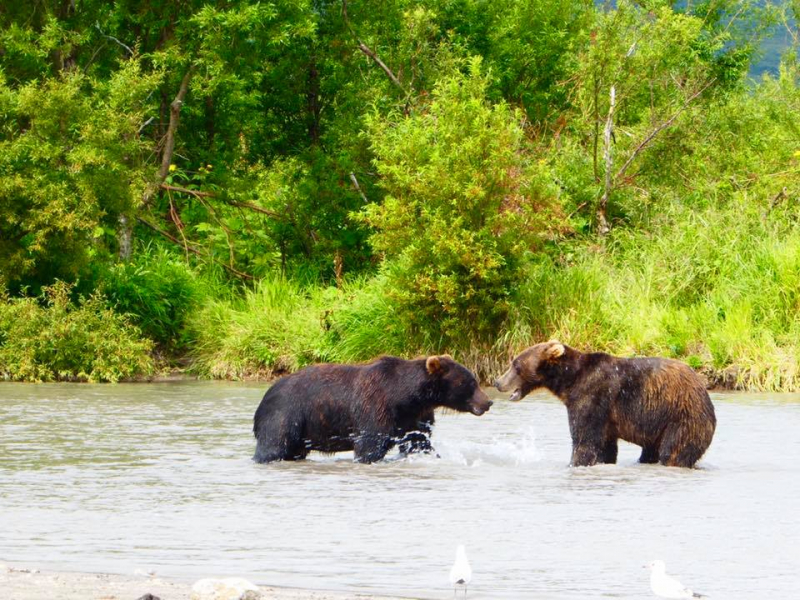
[[420, 427, 542, 467]]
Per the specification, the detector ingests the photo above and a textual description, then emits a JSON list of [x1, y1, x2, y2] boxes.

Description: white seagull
[[449, 545, 472, 596], [647, 560, 706, 598]]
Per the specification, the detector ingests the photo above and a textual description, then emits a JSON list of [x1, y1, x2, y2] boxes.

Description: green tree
[[360, 57, 561, 347], [0, 60, 160, 289]]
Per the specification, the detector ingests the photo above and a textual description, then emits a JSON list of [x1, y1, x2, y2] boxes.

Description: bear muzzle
[[494, 368, 524, 401], [469, 389, 493, 416]]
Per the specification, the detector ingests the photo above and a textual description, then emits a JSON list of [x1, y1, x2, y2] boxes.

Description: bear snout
[[469, 390, 493, 416], [494, 367, 519, 392]]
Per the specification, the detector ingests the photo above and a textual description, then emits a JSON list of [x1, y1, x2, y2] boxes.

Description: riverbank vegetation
[[1, 1, 799, 390]]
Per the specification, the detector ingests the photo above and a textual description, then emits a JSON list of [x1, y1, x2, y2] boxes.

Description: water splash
[[419, 426, 542, 467]]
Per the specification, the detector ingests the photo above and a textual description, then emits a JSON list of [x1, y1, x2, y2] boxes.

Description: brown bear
[[253, 355, 492, 463], [494, 341, 716, 468]]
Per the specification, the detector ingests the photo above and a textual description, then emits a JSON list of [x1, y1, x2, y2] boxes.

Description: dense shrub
[[0, 282, 153, 382], [100, 247, 207, 353], [359, 58, 561, 348]]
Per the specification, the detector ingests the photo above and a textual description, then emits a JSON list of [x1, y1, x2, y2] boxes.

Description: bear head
[[426, 355, 493, 416], [493, 340, 566, 402]]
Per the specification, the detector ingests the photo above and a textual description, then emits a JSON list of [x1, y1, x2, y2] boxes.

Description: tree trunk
[[118, 215, 133, 261], [596, 85, 615, 236], [307, 57, 321, 144], [205, 95, 216, 152], [142, 66, 195, 207], [158, 67, 195, 182]]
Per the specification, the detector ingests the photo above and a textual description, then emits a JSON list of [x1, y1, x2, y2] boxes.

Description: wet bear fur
[[494, 341, 716, 468], [253, 355, 492, 464]]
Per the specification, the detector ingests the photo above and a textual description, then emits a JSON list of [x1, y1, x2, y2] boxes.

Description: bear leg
[[658, 424, 706, 468], [397, 415, 435, 456], [571, 443, 601, 467], [353, 432, 393, 463], [639, 445, 660, 464], [254, 442, 307, 463], [254, 417, 308, 463], [398, 431, 433, 456], [254, 437, 308, 463], [601, 438, 618, 464]]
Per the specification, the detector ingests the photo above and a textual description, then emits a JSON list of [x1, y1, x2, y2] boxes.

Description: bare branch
[[95, 23, 134, 56], [138, 117, 155, 135], [769, 186, 789, 211], [136, 217, 254, 280], [349, 172, 368, 203], [141, 66, 196, 210], [158, 183, 283, 218], [160, 183, 215, 198], [342, 1, 406, 94], [356, 41, 406, 92], [158, 66, 195, 182], [615, 79, 714, 182], [224, 200, 282, 219]]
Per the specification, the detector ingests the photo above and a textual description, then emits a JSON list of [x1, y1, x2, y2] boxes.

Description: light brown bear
[[494, 341, 716, 468]]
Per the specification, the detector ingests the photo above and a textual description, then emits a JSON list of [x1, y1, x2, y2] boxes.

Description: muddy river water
[[1, 382, 799, 599]]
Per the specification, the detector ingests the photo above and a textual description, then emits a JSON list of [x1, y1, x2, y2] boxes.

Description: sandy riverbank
[[0, 564, 417, 600]]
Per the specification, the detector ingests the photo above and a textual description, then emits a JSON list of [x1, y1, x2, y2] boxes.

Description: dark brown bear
[[494, 341, 716, 468], [253, 355, 492, 463]]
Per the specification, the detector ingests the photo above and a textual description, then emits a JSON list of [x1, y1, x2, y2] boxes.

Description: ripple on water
[[1, 384, 800, 599]]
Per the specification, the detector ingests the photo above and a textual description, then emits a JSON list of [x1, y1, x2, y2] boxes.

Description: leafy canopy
[[360, 57, 561, 346]]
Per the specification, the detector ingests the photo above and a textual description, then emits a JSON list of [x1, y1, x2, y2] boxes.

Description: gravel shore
[[0, 564, 417, 600]]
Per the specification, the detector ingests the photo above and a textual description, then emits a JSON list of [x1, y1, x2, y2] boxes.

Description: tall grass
[[189, 276, 331, 379], [507, 202, 800, 391], [189, 273, 427, 378], [322, 274, 413, 363], [184, 199, 800, 391]]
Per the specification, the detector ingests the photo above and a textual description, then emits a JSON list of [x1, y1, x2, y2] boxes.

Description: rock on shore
[[0, 564, 415, 600]]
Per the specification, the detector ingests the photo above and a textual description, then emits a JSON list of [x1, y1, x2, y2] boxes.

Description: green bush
[[188, 275, 331, 379], [99, 247, 207, 353], [0, 282, 154, 382], [359, 57, 561, 348]]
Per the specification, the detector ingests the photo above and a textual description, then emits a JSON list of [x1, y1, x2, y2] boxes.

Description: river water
[[1, 382, 799, 599]]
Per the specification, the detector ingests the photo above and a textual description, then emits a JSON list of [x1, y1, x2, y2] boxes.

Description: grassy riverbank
[[184, 203, 800, 392], [1, 1, 798, 390], [2, 197, 800, 391]]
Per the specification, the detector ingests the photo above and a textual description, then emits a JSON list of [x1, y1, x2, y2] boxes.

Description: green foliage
[[509, 200, 800, 392], [99, 246, 208, 353], [0, 1, 797, 390], [0, 282, 153, 382], [189, 276, 331, 379], [0, 59, 161, 289], [360, 58, 561, 346], [436, 0, 593, 119]]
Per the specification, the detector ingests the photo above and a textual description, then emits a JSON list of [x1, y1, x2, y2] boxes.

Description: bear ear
[[426, 355, 443, 375], [545, 341, 565, 360]]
